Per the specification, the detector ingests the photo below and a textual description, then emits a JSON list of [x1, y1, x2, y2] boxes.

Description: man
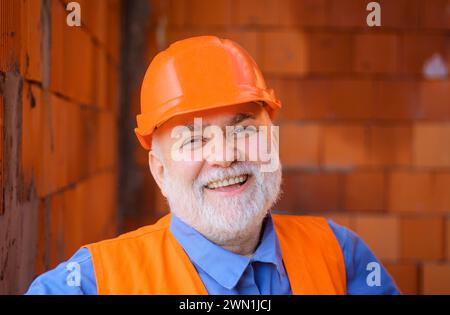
[[27, 36, 399, 295]]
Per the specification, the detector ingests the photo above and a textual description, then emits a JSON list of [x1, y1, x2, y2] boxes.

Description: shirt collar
[[169, 211, 285, 290]]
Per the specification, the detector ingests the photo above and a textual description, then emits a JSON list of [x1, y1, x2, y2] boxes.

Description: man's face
[[149, 102, 282, 244]]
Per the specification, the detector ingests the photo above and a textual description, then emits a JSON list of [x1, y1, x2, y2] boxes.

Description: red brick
[[328, 0, 367, 28], [447, 218, 450, 260], [375, 81, 420, 120], [401, 216, 444, 260], [309, 32, 353, 74], [36, 96, 53, 197], [279, 123, 320, 168], [106, 61, 119, 112], [166, 0, 188, 27], [53, 96, 72, 189], [388, 171, 433, 213], [34, 200, 47, 275], [91, 172, 118, 240], [92, 46, 108, 109], [71, 29, 95, 105], [50, 3, 95, 104], [0, 0, 21, 72], [49, 193, 64, 268], [218, 31, 262, 66], [354, 215, 399, 260], [413, 123, 450, 168], [235, 0, 287, 26], [75, 0, 107, 44], [49, 0, 65, 96], [145, 172, 169, 220], [105, 0, 121, 64], [423, 263, 450, 294], [20, 0, 42, 81], [369, 125, 412, 166], [65, 101, 82, 184], [287, 0, 328, 27], [92, 0, 108, 43], [326, 213, 354, 230], [420, 0, 450, 30], [69, 173, 117, 246], [78, 107, 100, 177], [261, 31, 309, 75], [236, 0, 327, 27], [0, 79, 2, 215], [323, 125, 369, 169], [277, 171, 341, 213], [21, 83, 43, 190], [37, 94, 72, 197], [128, 169, 168, 230], [401, 34, 449, 75], [432, 173, 450, 213], [354, 33, 399, 74], [97, 111, 118, 170], [327, 80, 377, 120], [273, 79, 329, 121], [147, 0, 164, 27], [378, 0, 420, 29], [344, 171, 385, 212], [76, 180, 96, 242], [384, 263, 419, 294], [62, 187, 83, 258], [166, 29, 201, 50], [419, 81, 450, 120], [186, 0, 232, 27], [275, 79, 376, 120]]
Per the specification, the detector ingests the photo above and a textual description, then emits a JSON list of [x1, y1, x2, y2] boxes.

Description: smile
[[205, 174, 249, 190]]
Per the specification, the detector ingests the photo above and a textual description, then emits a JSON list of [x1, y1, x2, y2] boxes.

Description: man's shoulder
[[26, 247, 96, 295]]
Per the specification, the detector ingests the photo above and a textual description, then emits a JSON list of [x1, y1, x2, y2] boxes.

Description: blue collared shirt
[[26, 213, 400, 295], [169, 213, 291, 294]]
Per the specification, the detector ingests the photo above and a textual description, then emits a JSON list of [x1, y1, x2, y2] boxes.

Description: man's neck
[[219, 220, 266, 256]]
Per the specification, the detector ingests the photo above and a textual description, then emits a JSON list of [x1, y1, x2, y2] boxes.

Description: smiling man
[[26, 36, 400, 295]]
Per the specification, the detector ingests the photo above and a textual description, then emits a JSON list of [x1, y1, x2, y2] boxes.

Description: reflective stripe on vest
[[85, 214, 346, 295]]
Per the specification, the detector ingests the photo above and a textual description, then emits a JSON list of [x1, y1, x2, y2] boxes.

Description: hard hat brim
[[135, 93, 281, 150]]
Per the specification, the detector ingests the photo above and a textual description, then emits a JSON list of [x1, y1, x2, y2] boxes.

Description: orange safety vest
[[84, 214, 346, 295]]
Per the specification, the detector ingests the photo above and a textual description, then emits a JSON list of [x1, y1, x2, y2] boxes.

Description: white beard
[[162, 162, 282, 245]]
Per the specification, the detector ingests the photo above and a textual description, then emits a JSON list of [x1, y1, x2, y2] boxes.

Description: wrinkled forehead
[[153, 101, 270, 139]]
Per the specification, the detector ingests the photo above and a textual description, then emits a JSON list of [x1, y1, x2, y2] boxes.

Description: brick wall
[[0, 0, 121, 294], [143, 0, 450, 294]]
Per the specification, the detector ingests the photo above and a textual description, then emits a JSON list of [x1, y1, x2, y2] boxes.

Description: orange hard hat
[[135, 35, 282, 150]]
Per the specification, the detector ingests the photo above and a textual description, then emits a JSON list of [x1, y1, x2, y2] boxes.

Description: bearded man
[[26, 36, 399, 295]]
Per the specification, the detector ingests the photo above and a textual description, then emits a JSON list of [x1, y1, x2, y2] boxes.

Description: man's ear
[[148, 150, 167, 197]]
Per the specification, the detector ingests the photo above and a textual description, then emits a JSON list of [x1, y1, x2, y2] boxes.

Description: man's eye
[[182, 137, 204, 148], [233, 125, 256, 137]]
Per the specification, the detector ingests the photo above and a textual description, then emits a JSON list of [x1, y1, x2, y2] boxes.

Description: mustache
[[194, 162, 259, 188]]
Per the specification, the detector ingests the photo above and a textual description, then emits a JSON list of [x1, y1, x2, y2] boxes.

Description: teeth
[[206, 175, 248, 189]]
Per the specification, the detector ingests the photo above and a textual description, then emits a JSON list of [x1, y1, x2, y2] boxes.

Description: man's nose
[[205, 135, 237, 168]]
